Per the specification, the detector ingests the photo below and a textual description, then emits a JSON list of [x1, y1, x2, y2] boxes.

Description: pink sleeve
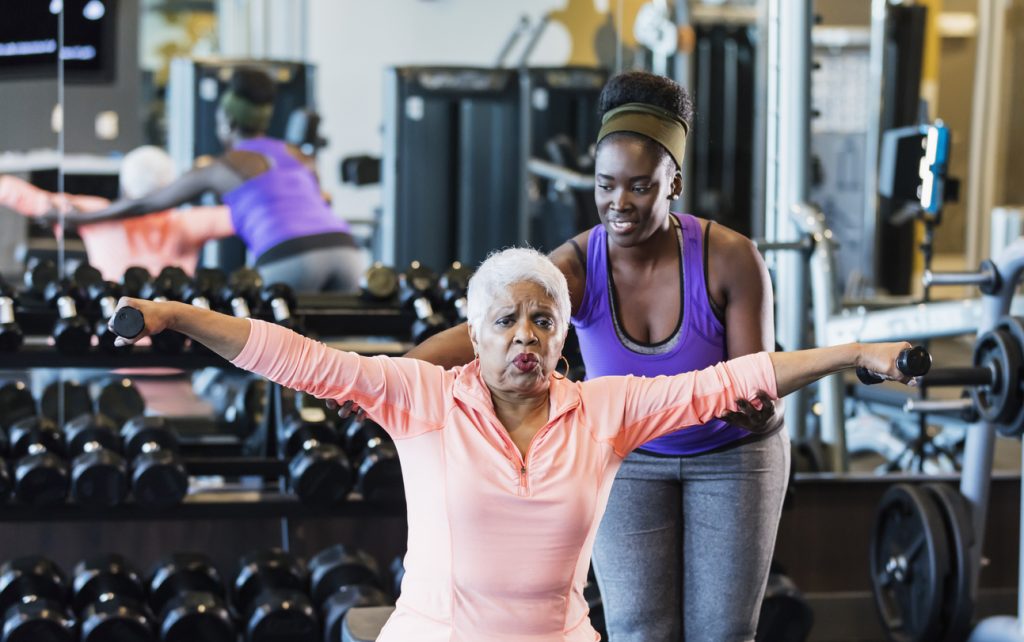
[[0, 175, 53, 216], [173, 206, 235, 245], [231, 320, 449, 438], [581, 352, 779, 456]]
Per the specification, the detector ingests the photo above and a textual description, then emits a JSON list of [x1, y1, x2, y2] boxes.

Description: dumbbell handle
[[111, 306, 145, 339], [919, 366, 995, 388], [856, 346, 932, 385]]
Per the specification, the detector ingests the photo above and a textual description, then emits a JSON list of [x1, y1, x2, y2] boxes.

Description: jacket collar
[[452, 359, 581, 423]]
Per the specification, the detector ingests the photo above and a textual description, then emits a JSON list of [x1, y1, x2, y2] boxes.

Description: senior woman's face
[[470, 281, 564, 395]]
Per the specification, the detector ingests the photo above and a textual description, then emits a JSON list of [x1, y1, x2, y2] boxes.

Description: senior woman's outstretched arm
[[589, 341, 912, 455], [110, 298, 450, 435]]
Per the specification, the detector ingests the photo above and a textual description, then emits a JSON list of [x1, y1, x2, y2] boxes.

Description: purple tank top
[[571, 213, 750, 455], [222, 137, 349, 259]]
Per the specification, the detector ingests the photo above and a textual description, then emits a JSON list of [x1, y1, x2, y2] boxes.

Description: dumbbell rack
[[2, 302, 416, 524]]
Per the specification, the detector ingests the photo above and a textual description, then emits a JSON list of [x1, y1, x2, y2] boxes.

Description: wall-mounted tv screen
[[0, 0, 116, 82]]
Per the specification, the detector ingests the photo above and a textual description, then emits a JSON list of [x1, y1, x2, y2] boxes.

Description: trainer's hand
[[109, 297, 177, 347], [720, 391, 779, 434], [324, 398, 366, 421]]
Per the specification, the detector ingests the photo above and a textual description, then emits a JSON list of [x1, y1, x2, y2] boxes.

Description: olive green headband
[[219, 89, 274, 133], [597, 102, 689, 169]]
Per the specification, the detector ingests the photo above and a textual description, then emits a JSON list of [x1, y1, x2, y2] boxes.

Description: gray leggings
[[256, 246, 367, 294], [592, 430, 790, 642]]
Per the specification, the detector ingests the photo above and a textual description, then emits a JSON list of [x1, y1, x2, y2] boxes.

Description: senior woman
[[111, 248, 914, 642]]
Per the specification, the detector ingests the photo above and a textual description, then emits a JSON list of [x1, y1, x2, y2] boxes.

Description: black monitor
[[0, 0, 117, 83]]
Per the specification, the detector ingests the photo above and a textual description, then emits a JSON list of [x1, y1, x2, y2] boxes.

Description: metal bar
[[902, 398, 974, 414], [920, 368, 993, 388], [861, 0, 889, 289], [961, 237, 1024, 603], [495, 15, 531, 67], [923, 269, 998, 288], [794, 203, 846, 470], [515, 12, 550, 68], [526, 159, 594, 190]]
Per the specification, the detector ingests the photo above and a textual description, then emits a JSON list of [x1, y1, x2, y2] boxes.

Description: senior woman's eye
[[535, 316, 555, 329]]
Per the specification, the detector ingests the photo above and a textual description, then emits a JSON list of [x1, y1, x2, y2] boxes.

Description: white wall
[[307, 0, 572, 231]]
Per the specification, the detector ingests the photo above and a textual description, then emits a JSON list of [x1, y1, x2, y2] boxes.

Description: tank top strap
[[572, 224, 609, 328], [677, 213, 726, 336]]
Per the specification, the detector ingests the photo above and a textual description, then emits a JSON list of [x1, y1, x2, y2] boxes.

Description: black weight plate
[[995, 316, 1024, 437], [870, 483, 951, 642], [923, 483, 975, 642], [970, 329, 1019, 425]]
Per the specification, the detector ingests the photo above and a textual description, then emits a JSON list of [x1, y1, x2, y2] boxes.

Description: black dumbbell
[[309, 545, 391, 642], [344, 419, 401, 501], [121, 416, 188, 507], [0, 381, 36, 431], [359, 263, 399, 302], [140, 267, 190, 354], [147, 552, 235, 642], [43, 278, 92, 355], [0, 278, 24, 352], [389, 556, 405, 600], [399, 261, 449, 344], [70, 262, 104, 297], [183, 269, 227, 355], [280, 414, 353, 505], [260, 283, 300, 331], [8, 416, 68, 505], [88, 280, 130, 353], [234, 549, 319, 642], [221, 268, 264, 319], [856, 345, 932, 385], [22, 257, 57, 297], [192, 371, 266, 439], [121, 266, 152, 298], [40, 380, 92, 425], [439, 261, 472, 322], [343, 418, 390, 460], [72, 553, 154, 642], [183, 268, 227, 312], [64, 414, 128, 507], [0, 555, 75, 642], [95, 378, 147, 428]]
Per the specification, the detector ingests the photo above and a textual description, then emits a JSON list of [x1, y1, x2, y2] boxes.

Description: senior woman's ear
[[467, 323, 480, 358]]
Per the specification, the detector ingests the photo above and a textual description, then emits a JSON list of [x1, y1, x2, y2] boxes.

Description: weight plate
[[994, 316, 1024, 437], [970, 329, 1019, 425], [923, 483, 974, 642], [870, 483, 951, 642]]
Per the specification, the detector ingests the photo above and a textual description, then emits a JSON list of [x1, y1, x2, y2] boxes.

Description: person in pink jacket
[[1, 146, 234, 281], [108, 247, 917, 642]]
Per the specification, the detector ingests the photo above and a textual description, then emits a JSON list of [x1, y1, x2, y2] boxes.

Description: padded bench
[[342, 605, 397, 642]]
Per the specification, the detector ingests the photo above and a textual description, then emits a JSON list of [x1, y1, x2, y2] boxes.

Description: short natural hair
[[120, 146, 177, 199], [466, 247, 570, 338]]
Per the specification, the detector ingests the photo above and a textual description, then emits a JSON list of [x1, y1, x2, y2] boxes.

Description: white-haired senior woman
[[112, 247, 915, 642]]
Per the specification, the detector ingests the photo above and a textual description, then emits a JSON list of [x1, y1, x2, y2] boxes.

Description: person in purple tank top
[[55, 67, 365, 293], [331, 71, 785, 641]]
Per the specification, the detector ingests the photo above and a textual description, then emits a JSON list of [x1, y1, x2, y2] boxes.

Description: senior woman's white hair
[[466, 247, 571, 337]]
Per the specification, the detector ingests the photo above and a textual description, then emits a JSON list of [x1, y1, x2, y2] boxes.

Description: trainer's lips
[[608, 219, 638, 234]]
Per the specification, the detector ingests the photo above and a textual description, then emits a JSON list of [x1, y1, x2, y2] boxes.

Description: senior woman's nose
[[512, 319, 538, 344]]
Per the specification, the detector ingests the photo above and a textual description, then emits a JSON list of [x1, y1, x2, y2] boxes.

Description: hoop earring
[[552, 355, 571, 380]]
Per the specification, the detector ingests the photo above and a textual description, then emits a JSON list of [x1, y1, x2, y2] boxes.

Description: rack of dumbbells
[[0, 258, 476, 520], [0, 258, 473, 639], [0, 543, 401, 642]]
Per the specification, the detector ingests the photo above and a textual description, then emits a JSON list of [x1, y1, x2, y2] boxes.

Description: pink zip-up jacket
[[233, 320, 779, 642]]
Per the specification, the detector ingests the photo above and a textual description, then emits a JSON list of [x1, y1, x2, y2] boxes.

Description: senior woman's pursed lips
[[511, 352, 540, 372]]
